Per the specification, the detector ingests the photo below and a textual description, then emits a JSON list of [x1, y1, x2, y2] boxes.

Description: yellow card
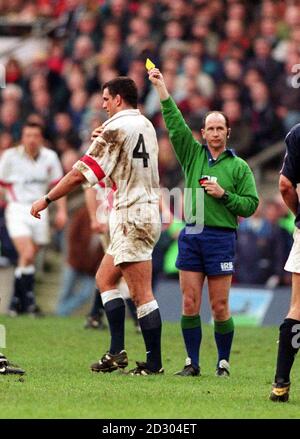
[[145, 58, 155, 71]]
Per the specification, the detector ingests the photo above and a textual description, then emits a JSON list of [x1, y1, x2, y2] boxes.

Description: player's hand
[[54, 209, 68, 230], [90, 219, 109, 234], [91, 125, 104, 140], [30, 198, 48, 219], [201, 181, 225, 199]]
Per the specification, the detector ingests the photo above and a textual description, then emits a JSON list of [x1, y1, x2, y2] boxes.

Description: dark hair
[[102, 77, 138, 108], [202, 111, 230, 130], [23, 121, 44, 135]]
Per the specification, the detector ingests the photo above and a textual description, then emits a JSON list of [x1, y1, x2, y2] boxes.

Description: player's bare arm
[[148, 68, 170, 101], [279, 174, 298, 215], [31, 169, 86, 219]]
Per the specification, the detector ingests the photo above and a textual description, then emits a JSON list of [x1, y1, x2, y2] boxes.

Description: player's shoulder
[[40, 146, 59, 160], [0, 145, 22, 160], [285, 123, 300, 144]]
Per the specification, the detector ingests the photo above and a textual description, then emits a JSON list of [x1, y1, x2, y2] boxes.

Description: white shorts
[[107, 203, 161, 266], [5, 202, 50, 245], [285, 227, 300, 273]]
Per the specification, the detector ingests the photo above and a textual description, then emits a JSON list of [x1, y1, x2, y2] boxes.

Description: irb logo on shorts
[[220, 262, 233, 271], [0, 325, 6, 348]]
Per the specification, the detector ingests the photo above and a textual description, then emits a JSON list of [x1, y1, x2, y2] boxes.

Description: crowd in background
[[0, 0, 299, 311]]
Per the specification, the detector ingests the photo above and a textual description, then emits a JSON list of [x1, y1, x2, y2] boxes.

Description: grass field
[[0, 316, 300, 419]]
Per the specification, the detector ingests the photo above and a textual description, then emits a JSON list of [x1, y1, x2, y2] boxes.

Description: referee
[[149, 68, 259, 377]]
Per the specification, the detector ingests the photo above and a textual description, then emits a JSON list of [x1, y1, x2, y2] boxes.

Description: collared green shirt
[[161, 97, 259, 229]]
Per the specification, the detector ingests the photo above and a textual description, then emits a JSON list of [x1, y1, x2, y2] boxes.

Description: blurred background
[[0, 0, 299, 322]]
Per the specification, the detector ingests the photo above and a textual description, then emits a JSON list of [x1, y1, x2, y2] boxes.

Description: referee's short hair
[[102, 77, 138, 109]]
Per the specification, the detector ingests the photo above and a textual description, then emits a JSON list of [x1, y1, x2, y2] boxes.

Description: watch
[[221, 191, 229, 201], [44, 195, 52, 205]]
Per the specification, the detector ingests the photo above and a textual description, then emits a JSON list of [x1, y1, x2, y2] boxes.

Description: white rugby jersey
[[73, 109, 160, 210], [0, 145, 63, 204]]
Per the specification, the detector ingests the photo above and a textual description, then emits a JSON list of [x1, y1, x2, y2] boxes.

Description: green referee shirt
[[161, 97, 259, 229]]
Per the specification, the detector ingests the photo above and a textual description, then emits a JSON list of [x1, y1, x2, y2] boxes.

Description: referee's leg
[[208, 275, 234, 376]]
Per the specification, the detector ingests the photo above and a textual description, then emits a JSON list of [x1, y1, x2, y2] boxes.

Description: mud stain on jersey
[[115, 144, 131, 180], [89, 129, 126, 158]]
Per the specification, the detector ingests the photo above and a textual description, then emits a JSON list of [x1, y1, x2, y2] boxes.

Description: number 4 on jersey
[[133, 134, 149, 168]]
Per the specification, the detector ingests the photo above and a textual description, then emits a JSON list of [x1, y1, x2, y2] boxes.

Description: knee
[[211, 299, 229, 320], [96, 272, 116, 293], [20, 250, 35, 266], [182, 291, 199, 315]]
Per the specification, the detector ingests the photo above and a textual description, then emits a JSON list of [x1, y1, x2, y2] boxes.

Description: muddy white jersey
[[0, 145, 63, 204], [73, 109, 160, 211]]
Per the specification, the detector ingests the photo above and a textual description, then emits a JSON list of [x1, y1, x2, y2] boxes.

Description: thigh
[[12, 236, 38, 259], [96, 253, 122, 292], [120, 260, 153, 306], [207, 275, 232, 306]]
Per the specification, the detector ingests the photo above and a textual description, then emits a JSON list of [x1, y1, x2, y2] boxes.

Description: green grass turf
[[0, 316, 299, 419]]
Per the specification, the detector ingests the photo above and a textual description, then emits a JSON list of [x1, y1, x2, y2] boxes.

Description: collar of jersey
[[203, 144, 236, 166], [103, 109, 141, 127], [19, 145, 42, 160]]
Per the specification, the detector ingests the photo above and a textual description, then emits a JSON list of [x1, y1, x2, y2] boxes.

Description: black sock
[[274, 318, 300, 383], [125, 298, 138, 325], [139, 308, 162, 371], [104, 298, 125, 354], [22, 273, 36, 311], [90, 289, 104, 318], [10, 275, 23, 312]]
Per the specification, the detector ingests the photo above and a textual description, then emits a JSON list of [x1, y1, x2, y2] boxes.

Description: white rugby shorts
[[5, 202, 50, 245], [107, 203, 161, 266], [285, 227, 300, 273]]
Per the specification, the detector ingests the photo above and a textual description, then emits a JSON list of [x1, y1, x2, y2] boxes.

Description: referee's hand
[[30, 198, 48, 219], [201, 181, 225, 199]]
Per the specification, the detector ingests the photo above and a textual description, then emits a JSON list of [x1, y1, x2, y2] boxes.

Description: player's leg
[[175, 270, 205, 376], [118, 277, 140, 332], [10, 236, 39, 315], [84, 288, 106, 329], [208, 274, 234, 377], [90, 254, 127, 372], [270, 272, 300, 402], [120, 260, 163, 375]]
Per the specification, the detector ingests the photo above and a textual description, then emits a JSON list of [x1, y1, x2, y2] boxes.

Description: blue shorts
[[176, 226, 237, 275]]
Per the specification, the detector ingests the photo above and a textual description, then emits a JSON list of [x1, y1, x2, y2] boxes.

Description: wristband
[[44, 195, 52, 205], [221, 191, 229, 201]]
